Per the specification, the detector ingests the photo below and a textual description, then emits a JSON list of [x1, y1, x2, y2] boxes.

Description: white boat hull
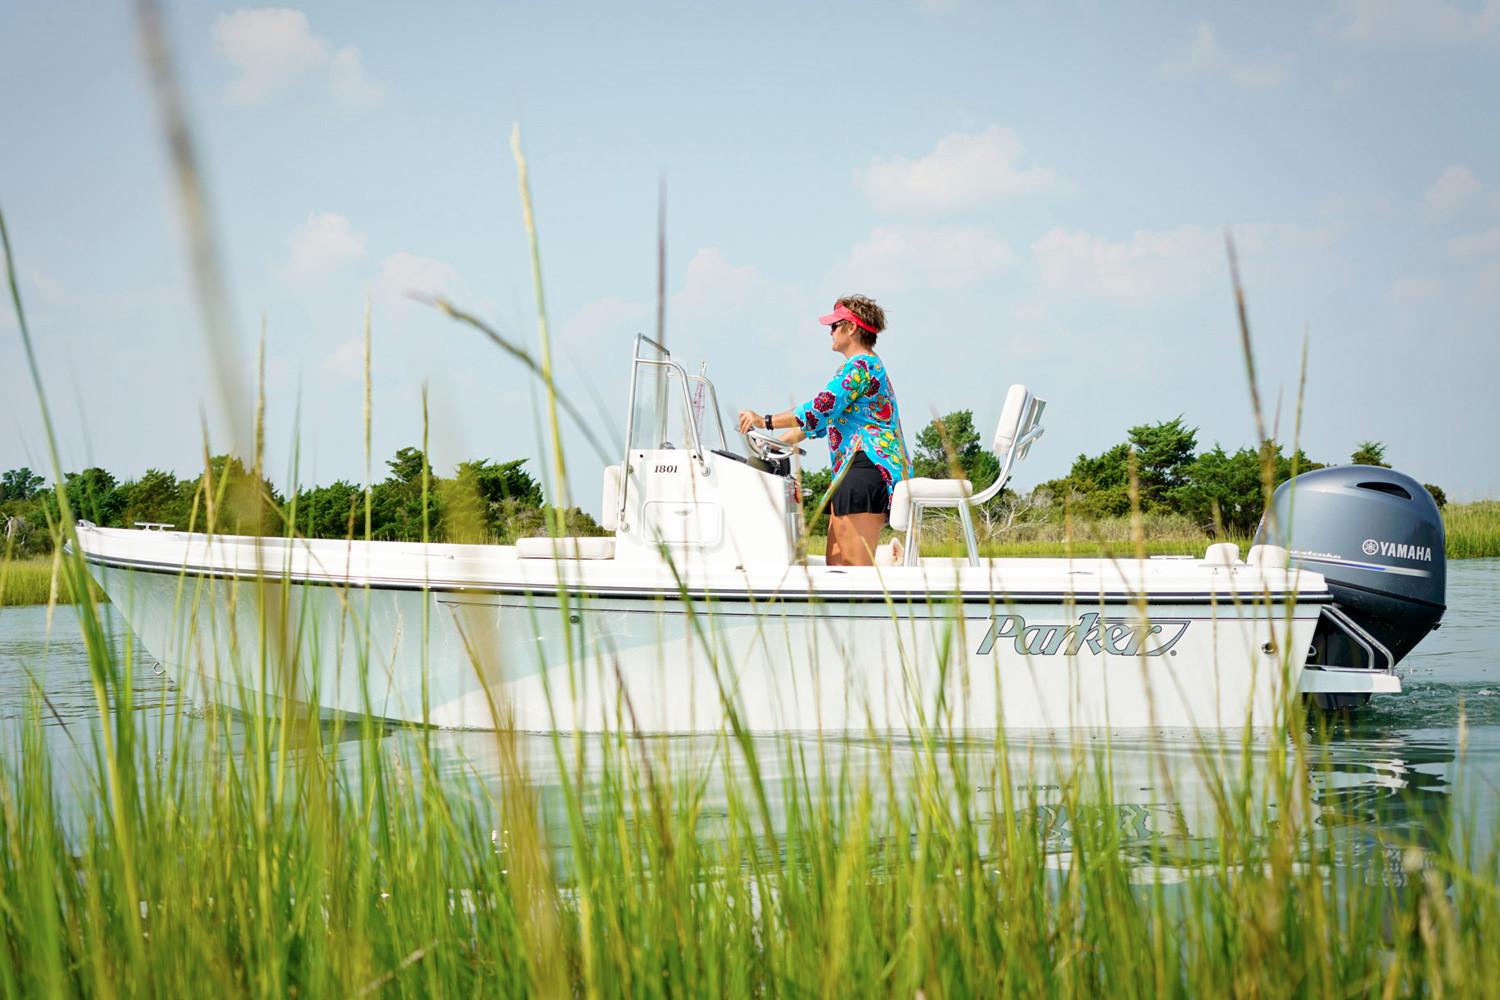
[[83, 533, 1321, 732]]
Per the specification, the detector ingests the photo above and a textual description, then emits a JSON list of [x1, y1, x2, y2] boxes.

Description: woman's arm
[[736, 409, 803, 434], [788, 360, 860, 440], [738, 360, 860, 439]]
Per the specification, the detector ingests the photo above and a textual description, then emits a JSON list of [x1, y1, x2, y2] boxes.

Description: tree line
[[0, 448, 601, 558], [3, 416, 1445, 556], [885, 410, 1446, 538]]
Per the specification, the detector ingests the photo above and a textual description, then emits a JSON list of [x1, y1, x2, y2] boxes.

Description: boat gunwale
[[79, 550, 1334, 608]]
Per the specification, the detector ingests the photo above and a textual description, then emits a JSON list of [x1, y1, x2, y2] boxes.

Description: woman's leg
[[829, 513, 886, 567], [825, 522, 845, 566]]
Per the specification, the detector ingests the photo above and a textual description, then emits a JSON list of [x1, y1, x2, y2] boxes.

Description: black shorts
[[831, 451, 889, 517]]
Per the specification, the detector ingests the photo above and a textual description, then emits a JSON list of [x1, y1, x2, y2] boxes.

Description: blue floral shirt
[[793, 353, 910, 500]]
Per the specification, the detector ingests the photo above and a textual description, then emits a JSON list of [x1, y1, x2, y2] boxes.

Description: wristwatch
[[764, 413, 773, 430]]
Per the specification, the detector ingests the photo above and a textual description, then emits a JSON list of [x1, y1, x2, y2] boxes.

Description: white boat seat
[[1246, 544, 1288, 569], [892, 384, 1047, 566], [601, 465, 622, 531], [1203, 542, 1242, 566], [902, 478, 975, 500], [889, 478, 974, 532], [515, 536, 616, 560]]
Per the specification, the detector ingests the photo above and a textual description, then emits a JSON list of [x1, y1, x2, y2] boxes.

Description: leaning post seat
[[888, 479, 973, 532], [889, 384, 1047, 567], [601, 465, 622, 531]]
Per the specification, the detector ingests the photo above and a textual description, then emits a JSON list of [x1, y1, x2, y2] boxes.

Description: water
[[4, 560, 1498, 868]]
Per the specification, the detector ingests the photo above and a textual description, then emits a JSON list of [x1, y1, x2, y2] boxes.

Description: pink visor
[[819, 303, 877, 334]]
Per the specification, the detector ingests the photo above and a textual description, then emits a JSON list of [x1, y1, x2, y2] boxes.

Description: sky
[[2, 0, 1498, 516]]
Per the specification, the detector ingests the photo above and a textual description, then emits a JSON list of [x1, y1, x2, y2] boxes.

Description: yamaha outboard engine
[[1258, 466, 1446, 707]]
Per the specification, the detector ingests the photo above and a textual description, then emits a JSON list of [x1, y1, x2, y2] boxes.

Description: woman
[[737, 295, 910, 566]]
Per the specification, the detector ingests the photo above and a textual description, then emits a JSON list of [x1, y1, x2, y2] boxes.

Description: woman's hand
[[737, 410, 760, 435]]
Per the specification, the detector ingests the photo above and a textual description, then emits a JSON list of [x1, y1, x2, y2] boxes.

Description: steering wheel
[[744, 428, 805, 461]]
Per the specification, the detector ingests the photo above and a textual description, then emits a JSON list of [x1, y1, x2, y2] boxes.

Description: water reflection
[[405, 717, 1484, 887]]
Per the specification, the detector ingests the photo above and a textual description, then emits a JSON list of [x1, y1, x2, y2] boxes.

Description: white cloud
[[213, 8, 384, 107], [2, 270, 179, 344], [1421, 165, 1500, 221], [671, 248, 772, 315], [1031, 223, 1333, 303], [1450, 226, 1500, 260], [843, 225, 1014, 291], [282, 212, 366, 279], [328, 46, 384, 106], [857, 126, 1064, 214], [1315, 190, 1390, 223], [1423, 165, 1482, 218], [1392, 218, 1500, 309], [556, 297, 652, 347], [1161, 24, 1288, 89], [1034, 228, 1198, 302], [1481, 261, 1500, 300], [379, 252, 462, 299], [666, 249, 807, 362], [213, 8, 324, 105], [21, 268, 68, 306], [318, 336, 365, 383], [1327, 0, 1500, 46], [1389, 273, 1443, 303]]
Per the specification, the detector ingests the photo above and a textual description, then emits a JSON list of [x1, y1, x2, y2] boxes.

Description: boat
[[74, 335, 1447, 732]]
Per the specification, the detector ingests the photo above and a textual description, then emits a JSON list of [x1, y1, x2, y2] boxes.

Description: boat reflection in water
[[417, 719, 1472, 887]]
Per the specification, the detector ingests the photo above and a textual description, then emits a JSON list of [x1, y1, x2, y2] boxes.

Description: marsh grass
[[0, 558, 56, 607], [853, 502, 1499, 561], [1445, 501, 1500, 560], [0, 556, 108, 607]]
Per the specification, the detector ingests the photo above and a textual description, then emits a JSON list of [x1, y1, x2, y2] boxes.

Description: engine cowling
[[1258, 465, 1445, 670]]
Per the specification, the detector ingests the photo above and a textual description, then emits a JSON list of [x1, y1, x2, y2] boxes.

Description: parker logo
[[976, 612, 1191, 658], [1361, 538, 1433, 562]]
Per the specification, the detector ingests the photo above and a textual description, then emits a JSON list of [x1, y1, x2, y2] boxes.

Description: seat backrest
[[1015, 396, 1046, 461], [988, 384, 1047, 495], [991, 384, 1032, 458]]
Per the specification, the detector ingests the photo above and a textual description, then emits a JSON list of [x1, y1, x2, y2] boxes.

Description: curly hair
[[837, 294, 886, 348]]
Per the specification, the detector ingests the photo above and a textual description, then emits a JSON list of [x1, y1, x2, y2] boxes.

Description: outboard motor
[[1258, 466, 1446, 704]]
